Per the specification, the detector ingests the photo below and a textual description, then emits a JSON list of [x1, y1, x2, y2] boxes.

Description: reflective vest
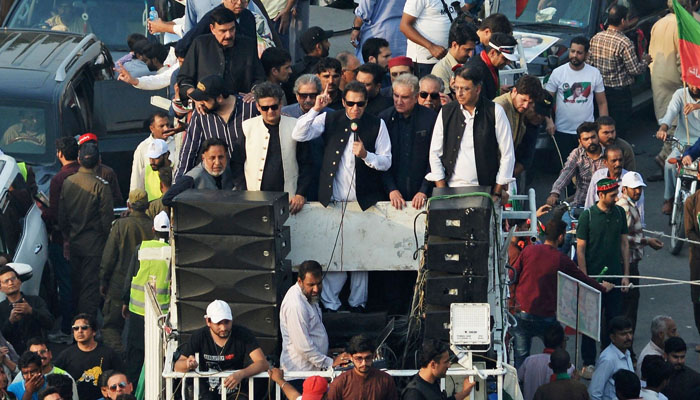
[[17, 162, 27, 181], [129, 240, 171, 316], [144, 165, 162, 201]]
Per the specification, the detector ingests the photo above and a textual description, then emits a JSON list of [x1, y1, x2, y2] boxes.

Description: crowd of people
[[4, 0, 700, 399]]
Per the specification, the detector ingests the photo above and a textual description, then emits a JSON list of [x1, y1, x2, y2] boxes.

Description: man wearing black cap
[[175, 75, 258, 177], [464, 32, 519, 100], [289, 26, 332, 83], [177, 7, 264, 106], [58, 142, 114, 318]]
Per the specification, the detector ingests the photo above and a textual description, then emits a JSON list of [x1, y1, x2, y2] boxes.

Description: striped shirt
[[617, 193, 644, 263], [549, 146, 606, 207], [588, 28, 647, 88], [175, 96, 258, 177]]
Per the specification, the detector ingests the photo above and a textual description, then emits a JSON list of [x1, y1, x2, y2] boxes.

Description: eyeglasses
[[419, 91, 440, 100], [72, 325, 90, 331], [259, 104, 280, 111], [345, 100, 367, 108], [297, 92, 318, 99], [1, 276, 18, 285], [109, 382, 128, 391]]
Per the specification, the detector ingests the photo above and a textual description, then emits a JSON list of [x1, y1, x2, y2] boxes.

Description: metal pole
[[144, 277, 163, 400], [575, 285, 580, 370]]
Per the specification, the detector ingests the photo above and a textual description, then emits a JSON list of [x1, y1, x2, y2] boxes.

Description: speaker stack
[[423, 186, 492, 342], [171, 189, 294, 355]]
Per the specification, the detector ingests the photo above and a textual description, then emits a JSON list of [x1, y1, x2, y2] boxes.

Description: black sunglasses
[[298, 92, 318, 99], [109, 382, 128, 391], [72, 325, 90, 331], [260, 104, 280, 111], [345, 100, 367, 108], [419, 91, 440, 100]]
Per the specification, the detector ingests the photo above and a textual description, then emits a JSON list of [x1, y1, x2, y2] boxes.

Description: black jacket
[[365, 93, 394, 116], [177, 33, 264, 101], [0, 293, 54, 354], [465, 52, 499, 100], [175, 5, 256, 57], [379, 105, 436, 199]]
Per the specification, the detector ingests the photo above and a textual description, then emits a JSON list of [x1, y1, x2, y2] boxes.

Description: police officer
[[99, 189, 154, 354], [122, 211, 171, 384], [58, 142, 114, 318]]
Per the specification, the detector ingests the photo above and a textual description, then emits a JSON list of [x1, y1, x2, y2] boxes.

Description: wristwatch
[[351, 26, 361, 30]]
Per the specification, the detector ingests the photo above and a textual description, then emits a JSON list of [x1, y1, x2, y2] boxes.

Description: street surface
[[529, 104, 700, 371]]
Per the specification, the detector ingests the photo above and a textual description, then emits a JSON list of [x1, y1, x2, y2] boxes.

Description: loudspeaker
[[177, 300, 279, 337], [426, 237, 489, 275], [423, 304, 449, 342], [172, 189, 289, 236], [175, 227, 291, 269], [425, 272, 488, 306], [428, 186, 492, 240], [175, 266, 293, 304]]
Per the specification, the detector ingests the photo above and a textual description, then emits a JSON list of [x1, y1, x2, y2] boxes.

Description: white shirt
[[291, 109, 392, 202], [129, 134, 182, 192], [584, 167, 645, 225], [636, 340, 665, 377], [425, 103, 515, 186], [640, 388, 669, 400], [403, 0, 463, 64], [279, 283, 332, 371], [545, 63, 605, 134], [659, 87, 700, 146], [134, 47, 179, 91]]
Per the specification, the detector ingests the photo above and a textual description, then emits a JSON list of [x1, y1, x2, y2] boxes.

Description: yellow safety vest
[[129, 240, 171, 316], [17, 162, 27, 181], [144, 166, 162, 201]]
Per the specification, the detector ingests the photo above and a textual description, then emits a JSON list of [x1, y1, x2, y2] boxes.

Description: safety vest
[[129, 240, 171, 316], [17, 162, 27, 181], [144, 166, 162, 201]]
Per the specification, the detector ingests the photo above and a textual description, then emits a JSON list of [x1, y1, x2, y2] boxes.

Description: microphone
[[350, 120, 359, 142]]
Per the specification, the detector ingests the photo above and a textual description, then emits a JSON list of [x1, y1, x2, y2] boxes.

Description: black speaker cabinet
[[175, 226, 290, 269], [172, 189, 289, 235], [423, 304, 449, 342], [176, 301, 279, 337], [428, 186, 492, 240], [425, 271, 488, 306], [426, 236, 489, 275], [175, 266, 293, 304]]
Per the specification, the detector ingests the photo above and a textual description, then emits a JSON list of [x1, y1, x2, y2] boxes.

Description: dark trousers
[[70, 253, 101, 317], [605, 86, 633, 139], [622, 262, 640, 334], [511, 312, 561, 369], [691, 256, 700, 335], [49, 242, 73, 333], [126, 313, 145, 384], [582, 288, 623, 365], [102, 296, 125, 354], [414, 62, 435, 79]]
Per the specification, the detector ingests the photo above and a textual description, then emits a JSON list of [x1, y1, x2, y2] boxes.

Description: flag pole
[[684, 81, 691, 146]]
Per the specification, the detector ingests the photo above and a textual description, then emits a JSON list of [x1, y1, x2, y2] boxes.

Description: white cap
[[205, 300, 232, 323], [146, 139, 169, 159], [5, 262, 31, 277], [621, 171, 646, 188], [153, 211, 170, 232]]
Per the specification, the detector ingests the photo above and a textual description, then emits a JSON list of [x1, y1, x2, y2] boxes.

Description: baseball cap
[[147, 139, 169, 159], [78, 142, 99, 163], [128, 189, 148, 209], [153, 210, 170, 232], [77, 133, 98, 146], [300, 26, 333, 53], [535, 91, 553, 116], [205, 300, 232, 323], [489, 33, 519, 62], [302, 376, 328, 400], [621, 171, 646, 189], [189, 75, 226, 102]]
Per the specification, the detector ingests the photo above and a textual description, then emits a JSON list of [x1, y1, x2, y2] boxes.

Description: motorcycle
[[666, 136, 700, 254]]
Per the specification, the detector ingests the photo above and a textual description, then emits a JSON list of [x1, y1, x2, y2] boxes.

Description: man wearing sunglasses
[[11, 338, 77, 400], [233, 82, 313, 214], [292, 80, 392, 313], [464, 32, 519, 101], [0, 265, 54, 355], [54, 314, 123, 400], [99, 371, 132, 400], [327, 334, 397, 400], [417, 75, 447, 112]]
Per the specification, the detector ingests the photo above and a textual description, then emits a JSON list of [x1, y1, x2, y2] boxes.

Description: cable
[[413, 211, 428, 260], [322, 167, 356, 281], [550, 134, 569, 200]]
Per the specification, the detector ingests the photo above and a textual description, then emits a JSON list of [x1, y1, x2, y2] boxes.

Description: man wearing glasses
[[99, 371, 133, 400], [0, 265, 54, 355], [54, 313, 123, 400], [327, 334, 397, 400], [233, 82, 313, 214], [425, 66, 515, 202], [417, 75, 447, 113], [11, 338, 78, 400], [292, 80, 391, 313]]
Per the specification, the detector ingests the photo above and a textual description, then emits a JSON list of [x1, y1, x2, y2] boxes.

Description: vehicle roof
[[0, 29, 98, 101]]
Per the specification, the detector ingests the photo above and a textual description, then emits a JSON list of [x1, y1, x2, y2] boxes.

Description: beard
[[569, 57, 583, 67], [586, 143, 600, 153], [203, 102, 220, 114]]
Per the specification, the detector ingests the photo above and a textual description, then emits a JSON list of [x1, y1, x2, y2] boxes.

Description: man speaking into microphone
[[292, 80, 392, 313]]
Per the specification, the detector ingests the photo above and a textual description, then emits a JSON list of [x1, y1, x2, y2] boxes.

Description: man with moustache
[[175, 75, 258, 177], [130, 112, 180, 199], [546, 122, 606, 207], [661, 336, 700, 400], [174, 300, 268, 400], [315, 58, 344, 110], [589, 317, 635, 400], [280, 261, 350, 390]]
